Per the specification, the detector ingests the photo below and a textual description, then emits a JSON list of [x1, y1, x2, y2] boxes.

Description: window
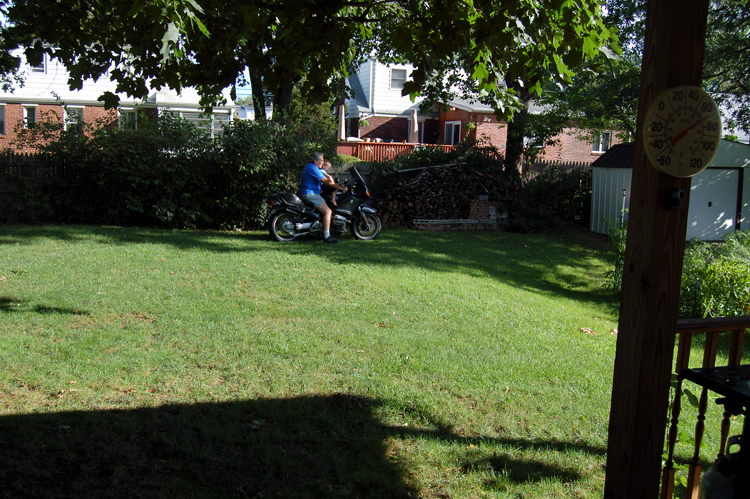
[[164, 109, 230, 139], [593, 131, 611, 153], [65, 108, 84, 134], [417, 121, 424, 143], [119, 110, 137, 130], [0, 105, 5, 135], [390, 68, 407, 91], [24, 107, 36, 129], [445, 121, 461, 146], [29, 55, 46, 74]]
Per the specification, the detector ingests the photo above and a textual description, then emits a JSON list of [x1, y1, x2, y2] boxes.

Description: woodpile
[[376, 165, 515, 227]]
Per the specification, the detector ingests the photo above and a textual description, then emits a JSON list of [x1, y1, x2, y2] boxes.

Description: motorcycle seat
[[278, 192, 303, 206]]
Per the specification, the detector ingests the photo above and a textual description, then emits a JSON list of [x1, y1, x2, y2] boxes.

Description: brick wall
[[0, 104, 64, 151], [537, 127, 623, 163], [359, 116, 441, 144], [474, 121, 508, 151], [437, 110, 624, 164], [360, 116, 409, 142], [0, 104, 151, 152]]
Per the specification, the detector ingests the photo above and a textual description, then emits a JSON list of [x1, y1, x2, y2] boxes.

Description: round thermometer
[[642, 85, 722, 178]]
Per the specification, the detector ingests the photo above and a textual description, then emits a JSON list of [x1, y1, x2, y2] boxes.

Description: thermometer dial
[[642, 85, 722, 178]]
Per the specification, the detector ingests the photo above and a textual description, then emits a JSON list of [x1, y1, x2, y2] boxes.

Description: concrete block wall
[[413, 197, 503, 231]]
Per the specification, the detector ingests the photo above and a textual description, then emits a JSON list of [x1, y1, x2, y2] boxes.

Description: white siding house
[[344, 59, 436, 143]]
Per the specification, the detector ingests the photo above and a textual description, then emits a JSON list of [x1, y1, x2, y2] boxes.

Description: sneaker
[[323, 236, 339, 244]]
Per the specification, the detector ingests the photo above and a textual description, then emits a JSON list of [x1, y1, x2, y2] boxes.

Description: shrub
[[0, 102, 337, 229], [335, 154, 360, 165], [506, 167, 592, 233], [679, 232, 750, 318], [605, 226, 750, 318], [604, 213, 628, 294]]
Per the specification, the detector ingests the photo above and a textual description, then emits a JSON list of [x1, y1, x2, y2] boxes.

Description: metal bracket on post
[[664, 188, 685, 210]]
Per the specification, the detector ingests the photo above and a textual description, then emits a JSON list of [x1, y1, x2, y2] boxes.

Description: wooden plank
[[603, 1, 710, 497], [676, 315, 750, 333]]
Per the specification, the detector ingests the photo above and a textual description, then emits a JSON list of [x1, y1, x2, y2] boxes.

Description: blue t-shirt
[[300, 162, 325, 195]]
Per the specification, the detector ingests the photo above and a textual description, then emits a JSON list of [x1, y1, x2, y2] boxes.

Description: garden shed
[[590, 140, 750, 240]]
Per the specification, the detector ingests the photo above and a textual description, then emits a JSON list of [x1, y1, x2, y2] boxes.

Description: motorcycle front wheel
[[269, 212, 298, 242], [351, 213, 381, 240]]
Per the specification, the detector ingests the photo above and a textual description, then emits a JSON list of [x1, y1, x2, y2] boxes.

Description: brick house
[[344, 58, 621, 163], [0, 51, 235, 152]]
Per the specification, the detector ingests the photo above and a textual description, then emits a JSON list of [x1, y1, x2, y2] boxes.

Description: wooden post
[[603, 1, 709, 497]]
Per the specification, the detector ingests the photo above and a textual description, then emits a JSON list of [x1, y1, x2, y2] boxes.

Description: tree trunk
[[249, 68, 266, 121], [272, 81, 295, 122], [503, 85, 532, 175]]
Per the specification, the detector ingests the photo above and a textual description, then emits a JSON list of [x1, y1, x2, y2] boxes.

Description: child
[[321, 160, 347, 207]]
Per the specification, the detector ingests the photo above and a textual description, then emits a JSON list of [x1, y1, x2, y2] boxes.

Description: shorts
[[300, 192, 325, 208]]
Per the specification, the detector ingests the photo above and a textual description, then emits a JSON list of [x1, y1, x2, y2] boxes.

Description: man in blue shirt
[[300, 152, 345, 243]]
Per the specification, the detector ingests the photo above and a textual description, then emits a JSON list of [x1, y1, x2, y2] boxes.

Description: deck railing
[[337, 142, 455, 162], [661, 315, 750, 499]]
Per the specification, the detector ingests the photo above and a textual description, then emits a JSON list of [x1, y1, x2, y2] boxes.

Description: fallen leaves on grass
[[580, 327, 598, 335], [374, 322, 393, 328], [611, 329, 619, 335]]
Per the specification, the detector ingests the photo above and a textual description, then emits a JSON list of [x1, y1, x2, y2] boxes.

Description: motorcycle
[[265, 166, 382, 241]]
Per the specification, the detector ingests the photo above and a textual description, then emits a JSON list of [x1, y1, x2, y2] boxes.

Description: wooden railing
[[337, 142, 455, 162], [661, 315, 750, 499]]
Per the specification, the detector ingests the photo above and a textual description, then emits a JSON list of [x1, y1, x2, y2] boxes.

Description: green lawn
[[1, 225, 622, 498]]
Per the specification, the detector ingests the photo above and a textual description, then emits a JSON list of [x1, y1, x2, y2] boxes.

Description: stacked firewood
[[376, 165, 513, 227]]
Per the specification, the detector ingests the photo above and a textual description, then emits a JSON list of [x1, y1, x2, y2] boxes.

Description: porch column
[[603, 0, 710, 497], [338, 105, 346, 141], [409, 109, 418, 143]]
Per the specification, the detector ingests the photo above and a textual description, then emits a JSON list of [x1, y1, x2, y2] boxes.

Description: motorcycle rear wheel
[[269, 212, 298, 242], [351, 213, 381, 240]]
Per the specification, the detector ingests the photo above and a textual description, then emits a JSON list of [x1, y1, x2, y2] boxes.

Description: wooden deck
[[337, 142, 455, 162]]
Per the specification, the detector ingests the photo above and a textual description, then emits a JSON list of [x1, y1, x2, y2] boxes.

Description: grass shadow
[[0, 225, 271, 254], [0, 395, 607, 499], [465, 454, 581, 485], [0, 296, 90, 316], [0, 394, 413, 499]]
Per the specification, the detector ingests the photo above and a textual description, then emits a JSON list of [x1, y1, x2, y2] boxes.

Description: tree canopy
[[0, 0, 617, 122], [538, 0, 750, 141]]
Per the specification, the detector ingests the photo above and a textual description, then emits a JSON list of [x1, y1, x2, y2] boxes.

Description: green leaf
[[160, 22, 181, 61], [97, 91, 120, 110], [471, 62, 489, 82], [683, 387, 699, 408], [191, 16, 210, 38]]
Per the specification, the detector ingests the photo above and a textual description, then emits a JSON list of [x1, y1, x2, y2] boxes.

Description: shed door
[[686, 169, 739, 241]]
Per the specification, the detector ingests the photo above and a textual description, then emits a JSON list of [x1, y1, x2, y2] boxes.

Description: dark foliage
[[0, 109, 336, 229], [505, 167, 592, 233]]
